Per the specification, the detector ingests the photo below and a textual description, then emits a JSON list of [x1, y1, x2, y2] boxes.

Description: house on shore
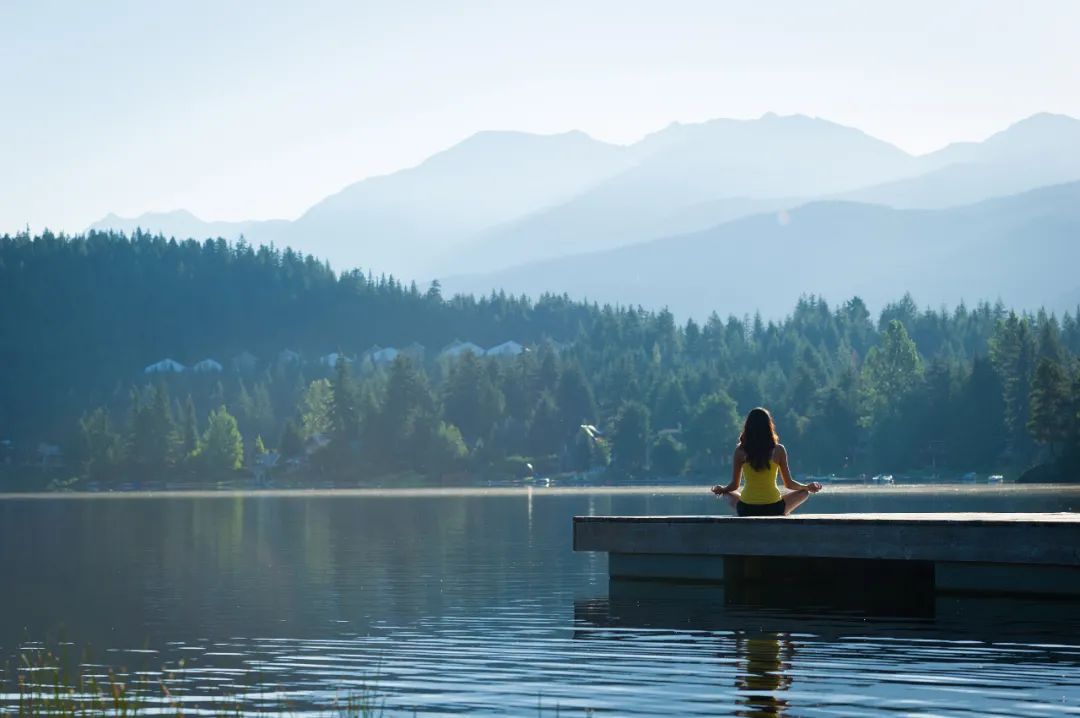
[[320, 352, 352, 368], [144, 358, 186, 374], [192, 358, 224, 373], [232, 351, 258, 373], [370, 346, 399, 366], [486, 340, 525, 358], [439, 340, 485, 359], [277, 349, 301, 366]]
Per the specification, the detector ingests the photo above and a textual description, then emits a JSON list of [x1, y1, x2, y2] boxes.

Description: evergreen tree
[[652, 377, 689, 430], [802, 370, 861, 473], [535, 350, 560, 395], [443, 352, 505, 444], [684, 391, 740, 472], [650, 433, 685, 476], [862, 319, 923, 419], [201, 406, 244, 472], [376, 356, 436, 468], [130, 383, 180, 470], [300, 379, 333, 438], [952, 356, 1008, 470], [250, 382, 276, 443], [181, 394, 200, 456], [990, 313, 1037, 458], [612, 401, 650, 472], [527, 391, 563, 457], [76, 407, 125, 480], [555, 363, 597, 437], [1028, 357, 1070, 454], [279, 419, 305, 458], [415, 416, 468, 474], [330, 356, 360, 446]]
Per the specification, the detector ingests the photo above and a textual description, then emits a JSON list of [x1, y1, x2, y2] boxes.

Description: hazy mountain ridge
[[837, 113, 1080, 208], [441, 181, 1080, 320], [90, 210, 291, 245], [286, 130, 633, 273], [90, 113, 1080, 285]]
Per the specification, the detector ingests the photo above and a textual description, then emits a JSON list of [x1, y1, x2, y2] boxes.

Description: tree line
[[2, 230, 1079, 484]]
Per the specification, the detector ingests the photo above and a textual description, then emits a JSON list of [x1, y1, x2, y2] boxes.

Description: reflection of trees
[[1, 491, 597, 653], [734, 632, 793, 718]]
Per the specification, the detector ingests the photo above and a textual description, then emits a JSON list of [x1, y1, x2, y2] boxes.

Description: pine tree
[[415, 417, 468, 474], [555, 363, 597, 437], [1036, 314, 1066, 364], [862, 319, 923, 419], [650, 433, 685, 476], [279, 419, 305, 458], [527, 391, 563, 457], [300, 379, 333, 438], [1028, 357, 1070, 454], [330, 356, 360, 447], [76, 407, 125, 480], [612, 401, 650, 472], [130, 383, 180, 470], [202, 406, 244, 472], [251, 382, 276, 443], [181, 394, 200, 457], [684, 391, 740, 472], [990, 313, 1036, 458], [652, 377, 688, 431], [377, 356, 436, 468], [443, 352, 505, 444]]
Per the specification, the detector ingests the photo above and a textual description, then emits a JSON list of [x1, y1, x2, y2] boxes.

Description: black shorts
[[736, 499, 785, 517]]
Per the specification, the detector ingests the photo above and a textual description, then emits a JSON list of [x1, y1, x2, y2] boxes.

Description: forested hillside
[[2, 231, 1078, 484]]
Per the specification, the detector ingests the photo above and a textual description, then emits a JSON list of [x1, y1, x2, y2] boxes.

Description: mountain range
[[442, 181, 1080, 320], [91, 112, 1080, 317]]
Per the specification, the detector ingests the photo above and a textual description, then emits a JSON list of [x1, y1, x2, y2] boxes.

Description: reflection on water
[[1, 487, 1079, 715], [735, 633, 792, 717]]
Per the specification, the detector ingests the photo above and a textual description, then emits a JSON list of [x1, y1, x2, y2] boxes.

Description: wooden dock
[[573, 513, 1080, 597]]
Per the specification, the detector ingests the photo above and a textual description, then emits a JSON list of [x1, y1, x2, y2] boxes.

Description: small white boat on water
[[988, 474, 1005, 484], [870, 474, 894, 485]]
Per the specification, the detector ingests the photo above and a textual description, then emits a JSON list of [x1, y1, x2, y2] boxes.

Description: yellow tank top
[[741, 459, 782, 504]]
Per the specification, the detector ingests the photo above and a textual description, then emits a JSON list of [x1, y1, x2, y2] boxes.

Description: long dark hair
[[739, 407, 779, 471]]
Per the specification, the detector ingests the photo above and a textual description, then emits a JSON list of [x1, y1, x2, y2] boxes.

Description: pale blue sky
[[2, 0, 1077, 234]]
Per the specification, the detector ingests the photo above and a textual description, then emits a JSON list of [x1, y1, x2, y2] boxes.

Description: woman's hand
[[711, 485, 726, 495], [807, 481, 823, 493]]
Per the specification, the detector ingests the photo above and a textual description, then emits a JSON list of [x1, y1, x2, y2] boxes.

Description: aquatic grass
[[5, 646, 386, 718], [6, 646, 603, 717], [13, 646, 146, 717]]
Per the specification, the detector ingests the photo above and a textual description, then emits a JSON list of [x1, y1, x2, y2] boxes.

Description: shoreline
[[2, 483, 1079, 501]]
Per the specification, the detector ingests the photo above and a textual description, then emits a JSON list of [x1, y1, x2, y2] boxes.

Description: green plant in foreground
[[6, 647, 385, 718]]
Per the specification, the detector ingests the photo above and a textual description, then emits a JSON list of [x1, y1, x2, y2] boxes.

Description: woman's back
[[740, 456, 782, 505], [712, 407, 822, 515]]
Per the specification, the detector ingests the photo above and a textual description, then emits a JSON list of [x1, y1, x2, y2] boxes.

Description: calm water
[[2, 485, 1080, 716]]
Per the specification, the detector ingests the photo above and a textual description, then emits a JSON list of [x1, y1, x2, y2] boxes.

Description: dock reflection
[[573, 578, 1080, 713], [576, 578, 1080, 640]]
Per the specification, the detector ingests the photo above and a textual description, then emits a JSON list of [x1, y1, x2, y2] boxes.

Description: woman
[[711, 407, 821, 516]]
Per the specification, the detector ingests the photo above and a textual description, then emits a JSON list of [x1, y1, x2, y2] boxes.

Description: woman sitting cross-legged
[[711, 407, 822, 516]]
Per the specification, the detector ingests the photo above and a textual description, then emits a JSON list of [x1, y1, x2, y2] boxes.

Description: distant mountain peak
[[994, 112, 1080, 139], [101, 208, 203, 224], [455, 128, 607, 148]]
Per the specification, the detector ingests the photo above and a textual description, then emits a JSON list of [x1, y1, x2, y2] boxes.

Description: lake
[[3, 485, 1080, 716]]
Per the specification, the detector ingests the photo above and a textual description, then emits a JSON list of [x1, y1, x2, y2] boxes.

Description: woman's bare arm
[[712, 448, 744, 494], [776, 445, 820, 492]]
